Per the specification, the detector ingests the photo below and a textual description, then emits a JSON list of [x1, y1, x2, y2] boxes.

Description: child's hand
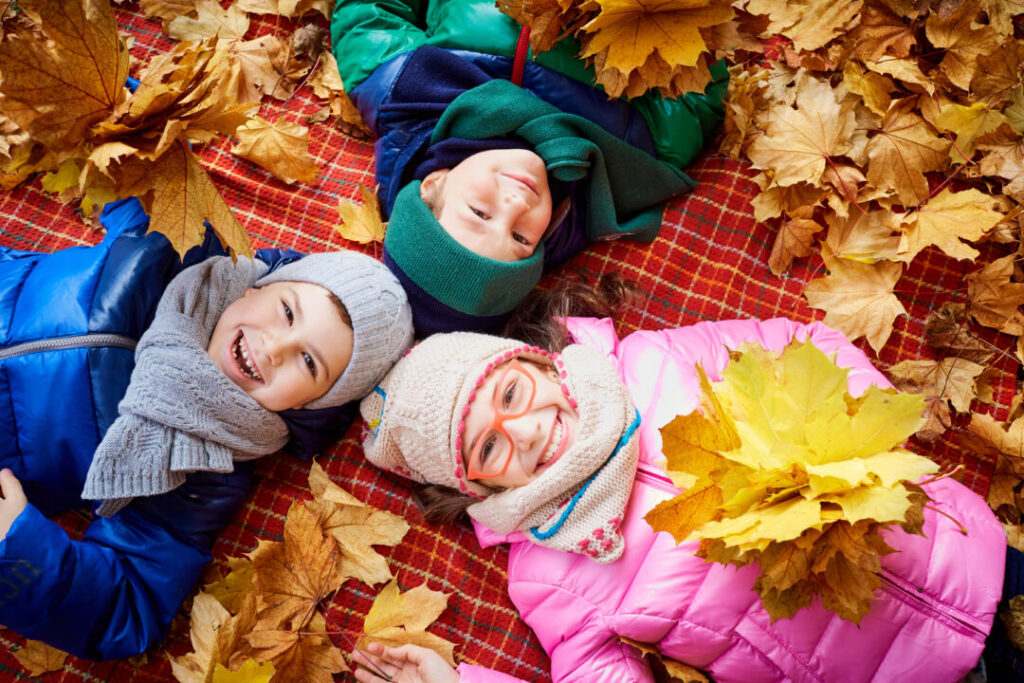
[[351, 642, 460, 683], [0, 469, 27, 540]]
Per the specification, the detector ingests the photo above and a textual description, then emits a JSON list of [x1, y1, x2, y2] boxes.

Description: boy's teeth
[[233, 334, 262, 381]]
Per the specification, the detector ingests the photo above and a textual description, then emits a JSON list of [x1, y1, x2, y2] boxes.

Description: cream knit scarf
[[467, 344, 641, 563], [81, 257, 289, 517]]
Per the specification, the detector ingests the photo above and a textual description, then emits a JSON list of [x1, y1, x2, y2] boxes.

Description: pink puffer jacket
[[456, 317, 1006, 683]]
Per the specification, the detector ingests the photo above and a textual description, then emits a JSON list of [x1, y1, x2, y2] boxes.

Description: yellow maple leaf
[[360, 580, 457, 666], [116, 140, 253, 259], [12, 639, 67, 676], [580, 0, 733, 72], [232, 116, 320, 185], [924, 1, 1000, 91], [336, 184, 387, 244], [212, 659, 275, 683], [649, 341, 935, 623], [897, 187, 1005, 263], [803, 248, 906, 353], [170, 592, 253, 683], [0, 0, 129, 156], [747, 76, 857, 187], [922, 96, 1010, 163]]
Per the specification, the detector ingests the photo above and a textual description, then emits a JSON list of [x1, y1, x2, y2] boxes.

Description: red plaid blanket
[[0, 4, 1010, 681]]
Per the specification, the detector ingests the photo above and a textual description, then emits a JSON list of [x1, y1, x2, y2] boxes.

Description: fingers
[[0, 469, 24, 504], [350, 646, 397, 682]]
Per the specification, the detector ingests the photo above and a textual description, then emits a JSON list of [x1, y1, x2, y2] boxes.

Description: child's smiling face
[[460, 357, 578, 490], [207, 281, 353, 411], [420, 149, 553, 262]]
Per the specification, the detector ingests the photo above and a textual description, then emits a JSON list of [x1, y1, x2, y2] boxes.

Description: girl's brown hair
[[412, 272, 644, 524]]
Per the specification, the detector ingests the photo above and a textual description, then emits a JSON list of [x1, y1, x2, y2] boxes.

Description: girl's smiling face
[[207, 281, 353, 411], [460, 357, 578, 490]]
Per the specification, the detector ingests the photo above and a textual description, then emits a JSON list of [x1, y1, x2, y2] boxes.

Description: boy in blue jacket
[[331, 0, 727, 336], [0, 198, 413, 660]]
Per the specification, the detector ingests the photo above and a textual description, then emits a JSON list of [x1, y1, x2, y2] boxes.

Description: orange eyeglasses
[[466, 359, 536, 480]]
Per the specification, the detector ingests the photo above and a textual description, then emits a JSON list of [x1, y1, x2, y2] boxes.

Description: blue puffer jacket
[[0, 199, 252, 660]]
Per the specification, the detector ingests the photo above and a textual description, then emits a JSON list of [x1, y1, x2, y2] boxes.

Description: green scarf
[[432, 79, 696, 242]]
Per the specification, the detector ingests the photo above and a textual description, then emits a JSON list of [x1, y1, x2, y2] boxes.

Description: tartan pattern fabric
[[0, 4, 1013, 681]]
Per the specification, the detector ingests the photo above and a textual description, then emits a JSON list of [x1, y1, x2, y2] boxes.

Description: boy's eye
[[512, 232, 530, 246], [303, 352, 317, 378], [471, 207, 490, 220], [282, 300, 294, 324]]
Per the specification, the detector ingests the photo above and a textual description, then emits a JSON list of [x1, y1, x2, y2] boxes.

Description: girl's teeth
[[540, 419, 563, 465]]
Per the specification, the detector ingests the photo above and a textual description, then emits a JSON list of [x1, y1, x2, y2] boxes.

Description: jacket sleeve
[[330, 0, 427, 93], [0, 468, 251, 660]]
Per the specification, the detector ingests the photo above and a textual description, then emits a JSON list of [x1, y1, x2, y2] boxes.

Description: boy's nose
[[262, 332, 292, 366]]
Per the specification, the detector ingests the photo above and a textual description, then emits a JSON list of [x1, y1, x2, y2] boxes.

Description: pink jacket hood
[[460, 317, 1005, 683]]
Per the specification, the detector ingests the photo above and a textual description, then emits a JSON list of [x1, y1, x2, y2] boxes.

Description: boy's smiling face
[[420, 149, 553, 262], [207, 281, 353, 411]]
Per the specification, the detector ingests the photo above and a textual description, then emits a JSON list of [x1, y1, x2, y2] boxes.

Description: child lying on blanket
[[353, 287, 1023, 682], [0, 198, 413, 660], [331, 0, 728, 335]]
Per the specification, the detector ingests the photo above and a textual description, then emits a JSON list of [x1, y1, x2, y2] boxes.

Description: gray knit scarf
[[82, 257, 289, 517]]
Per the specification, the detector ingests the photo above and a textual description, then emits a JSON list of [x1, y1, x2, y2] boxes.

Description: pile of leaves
[[0, 0, 364, 258], [169, 462, 455, 683], [645, 341, 941, 623]]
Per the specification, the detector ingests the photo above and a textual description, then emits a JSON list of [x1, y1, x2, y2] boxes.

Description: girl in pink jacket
[[356, 315, 1017, 683]]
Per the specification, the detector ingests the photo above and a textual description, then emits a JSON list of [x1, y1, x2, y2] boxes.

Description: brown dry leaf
[[1002, 595, 1024, 652], [864, 98, 951, 208], [978, 133, 1024, 204], [166, 0, 249, 42], [361, 580, 456, 666], [230, 34, 307, 103], [250, 501, 342, 631], [0, 0, 129, 155], [245, 612, 349, 683], [966, 253, 1024, 336], [824, 209, 901, 262], [924, 0, 999, 91], [238, 0, 333, 19], [750, 179, 822, 222], [888, 356, 987, 413], [619, 637, 709, 682], [12, 639, 67, 676], [768, 207, 822, 275], [306, 52, 370, 138], [139, 0, 196, 23], [232, 117, 320, 185], [307, 462, 410, 586], [803, 250, 906, 352], [497, 0, 579, 55], [922, 302, 994, 363], [897, 187, 1004, 263], [116, 140, 253, 259], [746, 0, 863, 52], [864, 57, 935, 96], [747, 76, 857, 187], [971, 41, 1024, 108], [849, 0, 917, 61], [337, 184, 387, 244]]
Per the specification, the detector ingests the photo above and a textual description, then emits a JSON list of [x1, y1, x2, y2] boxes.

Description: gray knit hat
[[258, 251, 413, 409]]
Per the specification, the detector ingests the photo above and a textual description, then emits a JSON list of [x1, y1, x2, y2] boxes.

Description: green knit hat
[[384, 181, 544, 321]]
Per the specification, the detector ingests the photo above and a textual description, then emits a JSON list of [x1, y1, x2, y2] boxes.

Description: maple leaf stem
[[823, 155, 867, 216], [280, 55, 321, 112], [919, 464, 963, 486], [923, 503, 969, 535]]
